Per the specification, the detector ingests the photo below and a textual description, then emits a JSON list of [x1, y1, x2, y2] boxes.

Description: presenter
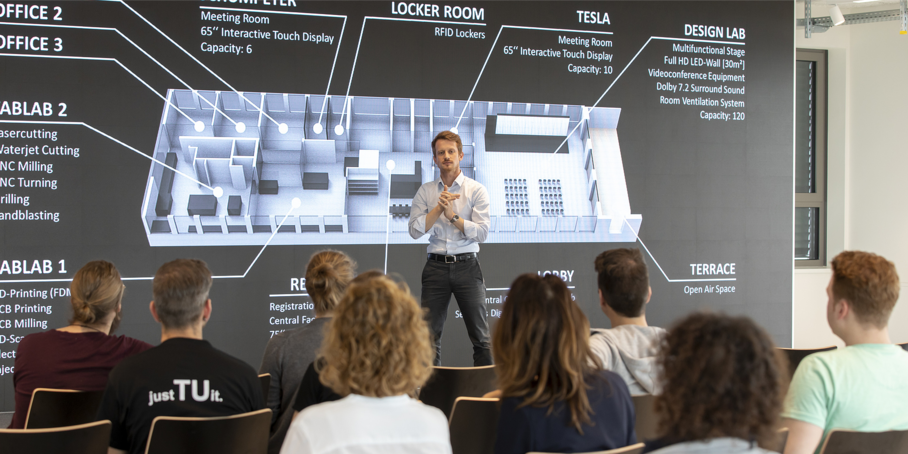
[[408, 130, 492, 366]]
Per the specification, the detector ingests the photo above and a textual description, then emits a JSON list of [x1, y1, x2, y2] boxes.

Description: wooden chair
[[144, 408, 272, 454], [25, 388, 105, 429], [631, 394, 658, 443], [258, 373, 271, 398], [449, 397, 499, 454], [897, 342, 908, 352], [528, 442, 645, 454], [778, 346, 837, 378], [419, 365, 497, 419], [776, 427, 790, 453], [818, 428, 908, 454], [0, 420, 111, 454]]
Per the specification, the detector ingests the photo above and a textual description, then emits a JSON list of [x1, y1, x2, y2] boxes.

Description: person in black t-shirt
[[97, 259, 264, 454]]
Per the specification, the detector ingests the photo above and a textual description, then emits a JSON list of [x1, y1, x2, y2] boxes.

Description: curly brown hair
[[655, 312, 788, 448], [492, 273, 603, 433], [831, 250, 900, 328], [318, 275, 434, 397]]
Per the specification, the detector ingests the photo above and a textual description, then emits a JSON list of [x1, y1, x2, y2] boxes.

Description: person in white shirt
[[280, 274, 450, 454], [408, 130, 491, 366]]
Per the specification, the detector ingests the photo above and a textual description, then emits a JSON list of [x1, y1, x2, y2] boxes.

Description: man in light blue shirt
[[408, 130, 491, 366], [782, 250, 908, 454]]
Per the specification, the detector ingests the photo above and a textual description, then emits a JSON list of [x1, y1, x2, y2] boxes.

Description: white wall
[[793, 6, 908, 347]]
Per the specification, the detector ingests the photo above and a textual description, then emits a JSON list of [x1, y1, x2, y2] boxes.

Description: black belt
[[428, 252, 477, 263]]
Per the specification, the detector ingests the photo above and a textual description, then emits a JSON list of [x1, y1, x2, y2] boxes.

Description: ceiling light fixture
[[830, 5, 846, 25]]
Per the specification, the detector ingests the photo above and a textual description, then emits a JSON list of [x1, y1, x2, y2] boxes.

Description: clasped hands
[[437, 184, 460, 220]]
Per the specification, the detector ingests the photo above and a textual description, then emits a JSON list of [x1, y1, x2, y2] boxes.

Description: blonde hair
[[318, 275, 434, 397], [493, 273, 602, 433], [305, 250, 356, 316], [69, 261, 125, 325]]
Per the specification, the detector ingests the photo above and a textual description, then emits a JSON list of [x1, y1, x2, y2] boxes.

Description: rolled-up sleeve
[[463, 184, 490, 244], [408, 184, 430, 239]]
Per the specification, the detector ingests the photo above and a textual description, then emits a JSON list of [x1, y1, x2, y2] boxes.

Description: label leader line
[[337, 15, 487, 128], [198, 5, 348, 128], [552, 35, 747, 155], [0, 21, 238, 125]]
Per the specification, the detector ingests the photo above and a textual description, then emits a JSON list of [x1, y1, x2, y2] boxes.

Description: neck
[[839, 325, 891, 346], [440, 168, 460, 187], [60, 315, 115, 335], [607, 312, 648, 328], [161, 324, 203, 342]]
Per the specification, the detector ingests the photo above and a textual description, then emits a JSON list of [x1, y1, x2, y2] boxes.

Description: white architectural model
[[141, 89, 641, 246]]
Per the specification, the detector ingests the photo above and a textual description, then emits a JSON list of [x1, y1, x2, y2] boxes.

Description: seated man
[[783, 251, 908, 454], [97, 259, 264, 454], [590, 248, 666, 395]]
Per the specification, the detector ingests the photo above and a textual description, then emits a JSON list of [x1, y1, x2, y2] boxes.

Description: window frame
[[795, 49, 828, 267]]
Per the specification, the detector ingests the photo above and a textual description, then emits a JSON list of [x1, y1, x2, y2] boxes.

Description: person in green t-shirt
[[782, 250, 908, 454]]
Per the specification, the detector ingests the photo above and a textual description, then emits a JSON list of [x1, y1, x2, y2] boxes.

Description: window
[[795, 49, 827, 266]]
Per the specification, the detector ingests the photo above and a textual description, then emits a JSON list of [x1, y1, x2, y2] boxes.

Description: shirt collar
[[437, 171, 466, 190]]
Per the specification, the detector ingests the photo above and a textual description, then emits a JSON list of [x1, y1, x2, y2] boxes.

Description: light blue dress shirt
[[408, 171, 490, 254]]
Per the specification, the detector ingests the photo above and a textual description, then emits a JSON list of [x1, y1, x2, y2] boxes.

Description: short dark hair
[[656, 312, 787, 448], [594, 248, 650, 317], [831, 250, 900, 328], [153, 259, 212, 329], [431, 130, 463, 154]]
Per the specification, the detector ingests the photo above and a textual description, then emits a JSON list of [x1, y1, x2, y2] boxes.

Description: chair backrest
[[631, 394, 658, 443], [25, 388, 105, 429], [144, 408, 272, 454], [449, 397, 499, 454], [818, 428, 908, 454], [898, 342, 908, 353], [527, 442, 645, 454], [419, 365, 497, 419], [778, 346, 837, 378], [258, 373, 271, 398], [0, 420, 111, 454]]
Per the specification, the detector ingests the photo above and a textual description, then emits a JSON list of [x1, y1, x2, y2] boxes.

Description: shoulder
[[465, 177, 488, 193], [111, 334, 154, 353], [589, 370, 632, 399], [18, 330, 54, 348]]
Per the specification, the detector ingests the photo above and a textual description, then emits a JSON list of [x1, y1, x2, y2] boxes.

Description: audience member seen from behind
[[493, 273, 636, 454], [259, 250, 356, 454], [281, 275, 450, 454], [591, 248, 666, 395], [97, 259, 264, 454], [782, 251, 908, 454], [644, 312, 787, 454], [9, 260, 152, 429], [289, 269, 385, 418]]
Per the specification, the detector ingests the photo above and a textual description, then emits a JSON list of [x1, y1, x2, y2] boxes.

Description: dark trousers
[[421, 258, 493, 366]]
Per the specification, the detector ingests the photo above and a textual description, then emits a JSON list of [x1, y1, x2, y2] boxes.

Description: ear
[[644, 286, 653, 305], [202, 299, 212, 323], [149, 301, 161, 323], [833, 298, 851, 321], [598, 289, 608, 310]]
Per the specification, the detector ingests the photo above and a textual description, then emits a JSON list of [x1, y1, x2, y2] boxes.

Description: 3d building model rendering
[[141, 89, 641, 246]]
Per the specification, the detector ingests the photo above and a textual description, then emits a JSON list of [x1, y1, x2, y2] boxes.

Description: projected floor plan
[[141, 89, 642, 246]]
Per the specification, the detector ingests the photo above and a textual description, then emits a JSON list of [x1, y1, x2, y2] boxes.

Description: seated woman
[[493, 273, 636, 454], [259, 250, 356, 454], [9, 260, 152, 428], [643, 312, 787, 454], [281, 274, 449, 454]]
